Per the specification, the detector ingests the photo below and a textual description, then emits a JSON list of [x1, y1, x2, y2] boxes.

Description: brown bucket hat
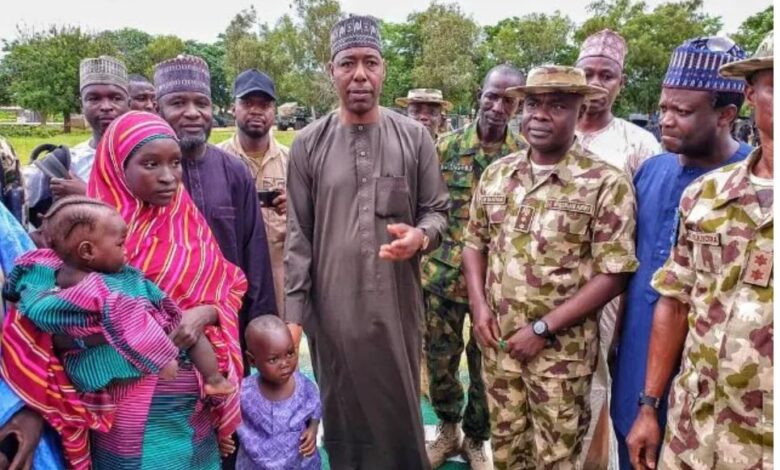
[[395, 88, 453, 111], [506, 65, 607, 99]]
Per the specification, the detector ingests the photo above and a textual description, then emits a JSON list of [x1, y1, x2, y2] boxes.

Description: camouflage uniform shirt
[[651, 148, 773, 469], [422, 119, 525, 303], [463, 141, 638, 378]]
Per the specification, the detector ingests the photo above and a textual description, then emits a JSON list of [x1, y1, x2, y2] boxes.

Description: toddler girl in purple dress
[[237, 315, 321, 469]]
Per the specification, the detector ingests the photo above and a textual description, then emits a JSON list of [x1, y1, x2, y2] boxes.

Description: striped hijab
[[0, 112, 247, 468]]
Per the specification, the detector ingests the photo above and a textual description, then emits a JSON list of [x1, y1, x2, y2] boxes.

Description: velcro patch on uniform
[[481, 194, 507, 205], [744, 249, 773, 287], [687, 232, 720, 246], [514, 205, 536, 232], [546, 199, 594, 215]]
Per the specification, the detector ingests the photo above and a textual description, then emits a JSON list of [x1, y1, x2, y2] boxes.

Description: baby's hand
[[160, 359, 178, 380], [219, 436, 236, 457], [299, 421, 318, 457]]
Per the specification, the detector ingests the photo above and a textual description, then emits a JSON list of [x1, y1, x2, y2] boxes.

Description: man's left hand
[[505, 324, 547, 362], [378, 224, 425, 261]]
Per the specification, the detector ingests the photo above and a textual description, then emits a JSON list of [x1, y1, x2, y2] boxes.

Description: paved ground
[[297, 336, 473, 469]]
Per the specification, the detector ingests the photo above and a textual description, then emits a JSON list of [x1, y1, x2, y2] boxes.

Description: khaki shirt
[[651, 148, 772, 469], [217, 132, 289, 315], [464, 141, 638, 378]]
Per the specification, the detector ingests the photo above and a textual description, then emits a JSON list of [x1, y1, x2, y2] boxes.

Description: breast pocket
[[691, 242, 722, 274], [485, 203, 507, 227], [537, 207, 591, 269], [442, 170, 475, 220], [375, 176, 411, 221], [209, 206, 239, 263]]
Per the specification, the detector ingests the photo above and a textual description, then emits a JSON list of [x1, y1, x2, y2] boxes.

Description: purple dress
[[237, 371, 322, 470]]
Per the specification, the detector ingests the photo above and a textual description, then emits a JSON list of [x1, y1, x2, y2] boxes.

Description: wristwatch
[[638, 392, 661, 409], [532, 320, 554, 345], [532, 319, 549, 337]]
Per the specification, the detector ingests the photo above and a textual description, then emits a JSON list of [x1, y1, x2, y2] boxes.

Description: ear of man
[[717, 104, 740, 129], [327, 62, 335, 82], [745, 84, 757, 108], [578, 102, 588, 120]]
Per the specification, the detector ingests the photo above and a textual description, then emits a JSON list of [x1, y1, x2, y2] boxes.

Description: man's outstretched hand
[[378, 224, 425, 261]]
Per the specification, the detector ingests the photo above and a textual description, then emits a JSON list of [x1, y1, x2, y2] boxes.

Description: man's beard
[[178, 126, 212, 152], [237, 121, 270, 140]]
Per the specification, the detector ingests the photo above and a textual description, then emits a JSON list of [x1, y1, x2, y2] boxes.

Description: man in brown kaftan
[[283, 15, 450, 470]]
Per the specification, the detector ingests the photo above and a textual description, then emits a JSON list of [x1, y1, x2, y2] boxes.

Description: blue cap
[[233, 69, 276, 100], [663, 37, 747, 93]]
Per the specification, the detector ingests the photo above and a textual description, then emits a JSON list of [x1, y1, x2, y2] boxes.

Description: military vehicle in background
[[276, 102, 311, 131]]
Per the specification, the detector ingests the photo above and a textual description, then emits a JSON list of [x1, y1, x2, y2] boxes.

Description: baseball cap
[[233, 69, 276, 100]]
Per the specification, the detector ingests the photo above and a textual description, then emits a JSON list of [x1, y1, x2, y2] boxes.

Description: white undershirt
[[530, 161, 556, 173]]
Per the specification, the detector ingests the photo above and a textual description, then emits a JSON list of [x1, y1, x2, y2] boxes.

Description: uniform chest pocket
[[539, 201, 592, 235], [486, 204, 507, 226], [691, 241, 722, 274], [537, 206, 592, 269], [375, 176, 411, 220], [442, 170, 474, 219]]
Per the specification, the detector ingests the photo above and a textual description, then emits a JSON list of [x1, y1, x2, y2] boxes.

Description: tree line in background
[[0, 0, 772, 131]]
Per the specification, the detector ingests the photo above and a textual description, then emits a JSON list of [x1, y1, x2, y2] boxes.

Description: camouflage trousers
[[423, 292, 490, 441], [483, 350, 592, 469]]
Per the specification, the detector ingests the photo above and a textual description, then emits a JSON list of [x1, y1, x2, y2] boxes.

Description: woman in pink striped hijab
[[1, 111, 246, 469]]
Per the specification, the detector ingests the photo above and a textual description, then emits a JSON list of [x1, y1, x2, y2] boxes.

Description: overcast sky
[[0, 0, 771, 44]]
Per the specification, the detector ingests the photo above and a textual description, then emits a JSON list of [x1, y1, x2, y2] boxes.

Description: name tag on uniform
[[515, 205, 536, 233], [744, 249, 773, 287], [481, 194, 507, 205], [546, 199, 594, 215], [442, 163, 473, 172], [687, 232, 720, 246]]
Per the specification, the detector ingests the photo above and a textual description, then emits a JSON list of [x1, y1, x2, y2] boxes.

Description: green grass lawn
[[5, 127, 297, 164]]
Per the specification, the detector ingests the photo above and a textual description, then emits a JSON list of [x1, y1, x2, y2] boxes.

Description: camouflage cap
[[719, 31, 774, 79], [395, 88, 453, 111], [505, 66, 607, 99]]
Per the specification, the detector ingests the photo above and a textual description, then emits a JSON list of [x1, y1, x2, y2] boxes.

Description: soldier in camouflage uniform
[[627, 32, 774, 470], [421, 65, 525, 469], [462, 66, 639, 469], [396, 88, 452, 140]]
